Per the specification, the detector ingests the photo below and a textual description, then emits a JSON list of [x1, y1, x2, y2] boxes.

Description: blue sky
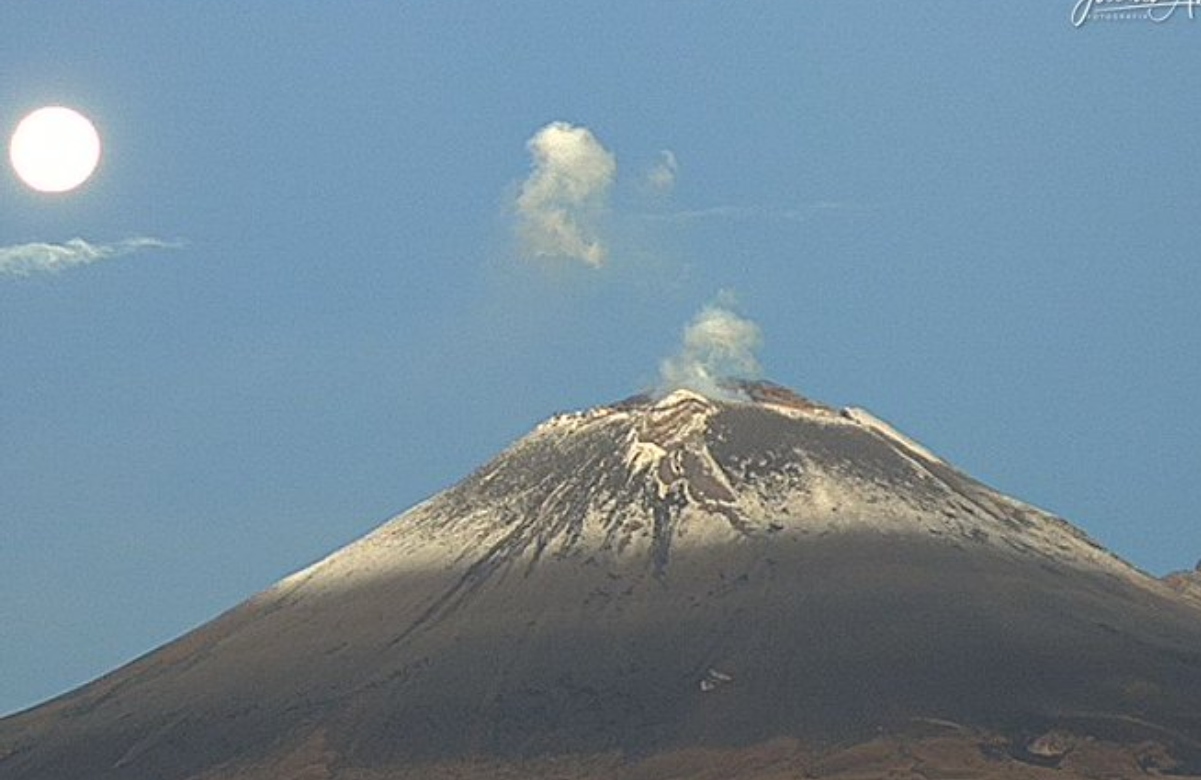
[[2, 3, 1199, 716]]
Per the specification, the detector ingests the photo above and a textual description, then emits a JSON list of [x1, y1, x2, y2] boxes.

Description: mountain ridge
[[3, 381, 1201, 779]]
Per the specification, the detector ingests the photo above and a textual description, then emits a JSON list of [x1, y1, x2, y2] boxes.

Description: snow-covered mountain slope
[[282, 382, 1143, 598], [3, 382, 1201, 780]]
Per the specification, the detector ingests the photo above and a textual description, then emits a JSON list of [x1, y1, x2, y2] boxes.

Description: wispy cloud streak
[[0, 237, 180, 277], [642, 201, 876, 224]]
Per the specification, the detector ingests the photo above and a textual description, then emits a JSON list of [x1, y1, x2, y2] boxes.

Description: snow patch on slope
[[842, 407, 945, 466]]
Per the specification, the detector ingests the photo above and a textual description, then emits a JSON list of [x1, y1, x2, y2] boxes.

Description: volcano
[[3, 382, 1201, 779]]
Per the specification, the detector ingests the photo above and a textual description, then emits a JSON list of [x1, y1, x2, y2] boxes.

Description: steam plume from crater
[[659, 298, 763, 399]]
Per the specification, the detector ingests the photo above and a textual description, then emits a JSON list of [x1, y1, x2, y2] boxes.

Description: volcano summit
[[3, 382, 1201, 779]]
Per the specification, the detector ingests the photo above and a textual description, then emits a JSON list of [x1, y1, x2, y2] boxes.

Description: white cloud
[[660, 296, 763, 400], [645, 150, 678, 193], [515, 121, 616, 268], [0, 237, 180, 277]]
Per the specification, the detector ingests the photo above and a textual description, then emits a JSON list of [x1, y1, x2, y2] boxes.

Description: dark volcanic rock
[[3, 385, 1201, 780]]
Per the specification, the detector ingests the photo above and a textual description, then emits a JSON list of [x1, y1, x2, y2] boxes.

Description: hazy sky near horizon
[[3, 3, 1199, 717]]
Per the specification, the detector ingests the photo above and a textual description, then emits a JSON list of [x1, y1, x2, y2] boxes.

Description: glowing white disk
[[9, 106, 102, 193]]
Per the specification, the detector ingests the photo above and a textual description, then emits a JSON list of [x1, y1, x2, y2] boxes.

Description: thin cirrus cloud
[[514, 121, 616, 268], [642, 201, 875, 224], [0, 237, 180, 278]]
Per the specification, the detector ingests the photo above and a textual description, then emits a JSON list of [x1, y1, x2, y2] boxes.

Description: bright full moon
[[9, 106, 102, 193]]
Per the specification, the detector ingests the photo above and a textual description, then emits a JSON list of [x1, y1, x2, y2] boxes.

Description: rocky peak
[[331, 380, 1139, 590], [1163, 561, 1201, 605]]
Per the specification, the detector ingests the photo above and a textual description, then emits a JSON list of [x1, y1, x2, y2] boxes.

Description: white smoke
[[515, 121, 616, 267], [660, 298, 763, 399], [0, 237, 179, 277], [645, 150, 678, 193]]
